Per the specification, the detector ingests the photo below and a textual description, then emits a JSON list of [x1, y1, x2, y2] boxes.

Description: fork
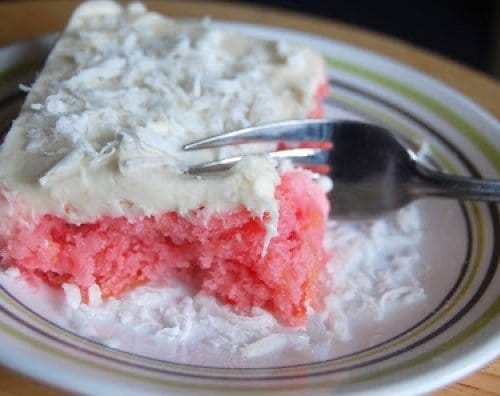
[[183, 119, 500, 219]]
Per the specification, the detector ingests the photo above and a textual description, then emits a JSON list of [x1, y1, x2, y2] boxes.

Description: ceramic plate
[[0, 22, 499, 395]]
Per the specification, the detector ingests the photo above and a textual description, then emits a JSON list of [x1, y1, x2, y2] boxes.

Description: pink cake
[[0, 1, 330, 326]]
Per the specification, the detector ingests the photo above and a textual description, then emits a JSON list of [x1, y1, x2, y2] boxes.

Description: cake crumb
[[62, 283, 82, 309], [88, 284, 103, 307]]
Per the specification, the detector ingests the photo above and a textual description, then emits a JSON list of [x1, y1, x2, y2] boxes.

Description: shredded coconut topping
[[0, 1, 325, 243]]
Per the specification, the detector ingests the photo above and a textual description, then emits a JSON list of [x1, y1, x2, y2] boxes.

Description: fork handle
[[413, 163, 500, 202]]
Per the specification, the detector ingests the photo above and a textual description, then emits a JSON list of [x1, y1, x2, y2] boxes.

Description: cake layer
[[0, 1, 326, 239], [0, 170, 328, 326], [0, 1, 331, 326]]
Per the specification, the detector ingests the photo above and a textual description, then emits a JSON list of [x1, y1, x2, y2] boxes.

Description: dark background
[[249, 0, 500, 79]]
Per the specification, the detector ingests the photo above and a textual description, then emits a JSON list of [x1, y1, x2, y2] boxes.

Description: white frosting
[[0, 1, 325, 241]]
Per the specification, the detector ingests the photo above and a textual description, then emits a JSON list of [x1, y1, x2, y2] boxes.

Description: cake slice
[[0, 1, 329, 326]]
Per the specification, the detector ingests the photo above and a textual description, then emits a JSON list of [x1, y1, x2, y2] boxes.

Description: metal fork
[[183, 119, 500, 219]]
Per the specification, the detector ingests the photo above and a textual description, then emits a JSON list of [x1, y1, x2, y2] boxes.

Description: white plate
[[0, 22, 499, 395]]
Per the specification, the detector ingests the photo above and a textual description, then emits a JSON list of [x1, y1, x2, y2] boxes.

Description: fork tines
[[183, 119, 333, 174]]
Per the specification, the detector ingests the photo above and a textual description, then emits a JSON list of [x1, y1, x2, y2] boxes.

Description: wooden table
[[0, 1, 499, 395]]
